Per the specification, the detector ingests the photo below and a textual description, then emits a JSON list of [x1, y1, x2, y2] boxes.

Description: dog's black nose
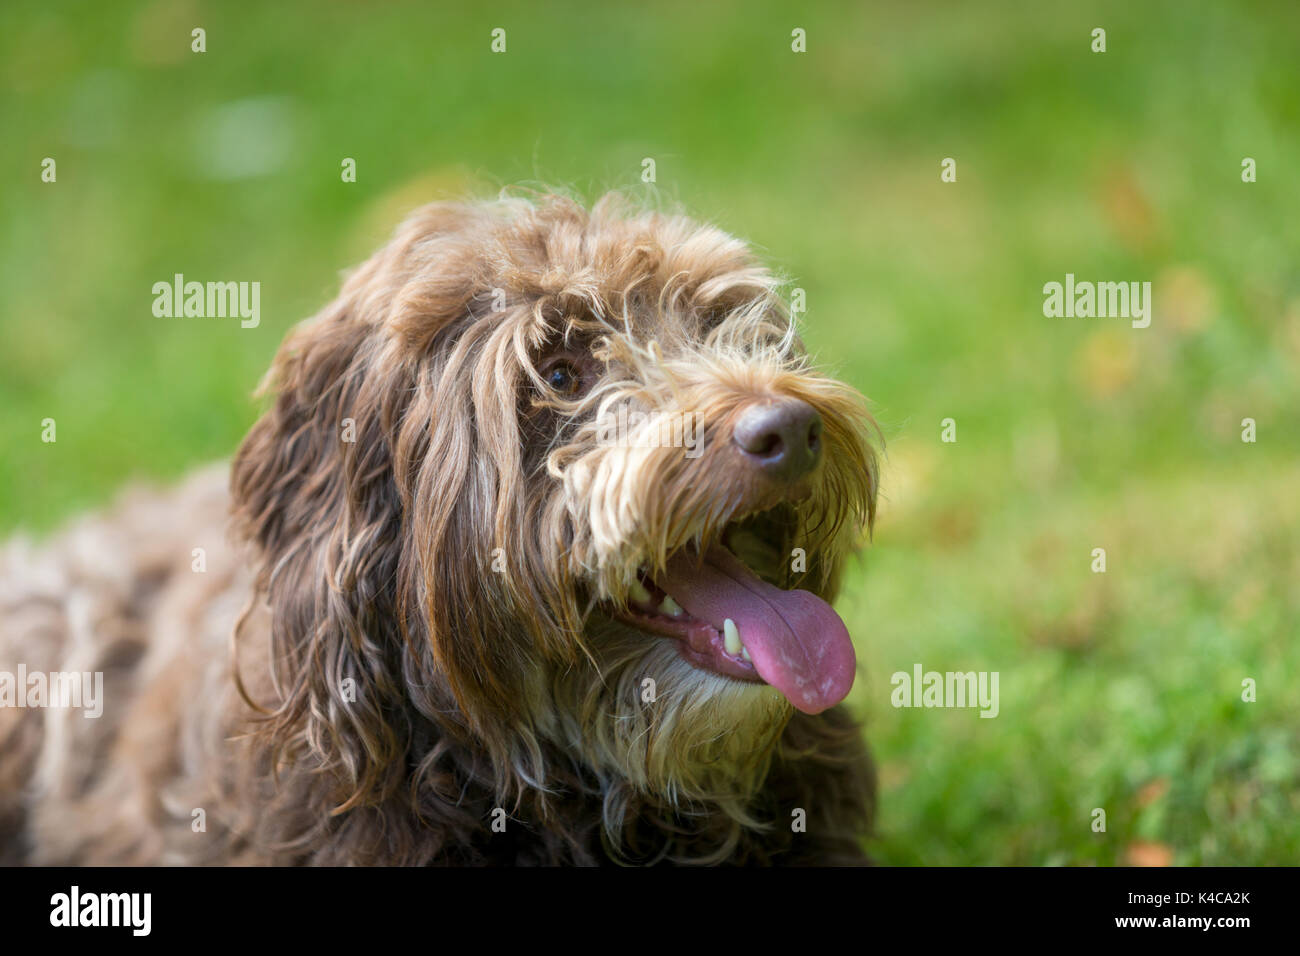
[[732, 398, 823, 481]]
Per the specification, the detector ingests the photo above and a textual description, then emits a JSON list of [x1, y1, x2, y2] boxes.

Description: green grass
[[2, 0, 1297, 864]]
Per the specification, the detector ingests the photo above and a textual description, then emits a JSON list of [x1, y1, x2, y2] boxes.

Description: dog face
[[231, 194, 878, 840]]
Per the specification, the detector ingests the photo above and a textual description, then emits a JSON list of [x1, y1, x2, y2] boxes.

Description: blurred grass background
[[2, 0, 1297, 864]]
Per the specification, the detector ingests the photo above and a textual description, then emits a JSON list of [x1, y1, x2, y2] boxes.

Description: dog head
[[231, 193, 879, 852]]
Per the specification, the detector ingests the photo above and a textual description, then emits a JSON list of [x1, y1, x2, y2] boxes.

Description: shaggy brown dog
[[0, 194, 880, 865]]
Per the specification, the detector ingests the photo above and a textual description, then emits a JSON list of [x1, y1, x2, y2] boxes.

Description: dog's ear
[[230, 202, 573, 812], [229, 204, 487, 813], [230, 281, 419, 814]]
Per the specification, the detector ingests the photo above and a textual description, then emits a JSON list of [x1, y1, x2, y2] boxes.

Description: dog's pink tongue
[[661, 547, 856, 714]]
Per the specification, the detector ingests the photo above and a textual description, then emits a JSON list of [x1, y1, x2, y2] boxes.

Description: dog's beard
[[545, 616, 792, 832]]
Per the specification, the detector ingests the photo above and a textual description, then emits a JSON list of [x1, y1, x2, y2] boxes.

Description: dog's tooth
[[629, 580, 653, 604], [724, 618, 742, 656], [659, 595, 684, 617], [741, 646, 753, 662]]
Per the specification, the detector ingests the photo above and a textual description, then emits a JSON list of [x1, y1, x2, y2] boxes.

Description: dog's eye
[[546, 362, 581, 396]]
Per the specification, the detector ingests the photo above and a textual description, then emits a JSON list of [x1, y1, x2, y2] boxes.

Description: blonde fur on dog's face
[[227, 193, 879, 863]]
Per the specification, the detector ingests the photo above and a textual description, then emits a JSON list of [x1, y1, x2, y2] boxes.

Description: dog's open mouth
[[608, 506, 856, 715]]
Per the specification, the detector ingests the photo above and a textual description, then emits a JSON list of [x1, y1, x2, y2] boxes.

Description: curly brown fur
[[0, 193, 879, 865]]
